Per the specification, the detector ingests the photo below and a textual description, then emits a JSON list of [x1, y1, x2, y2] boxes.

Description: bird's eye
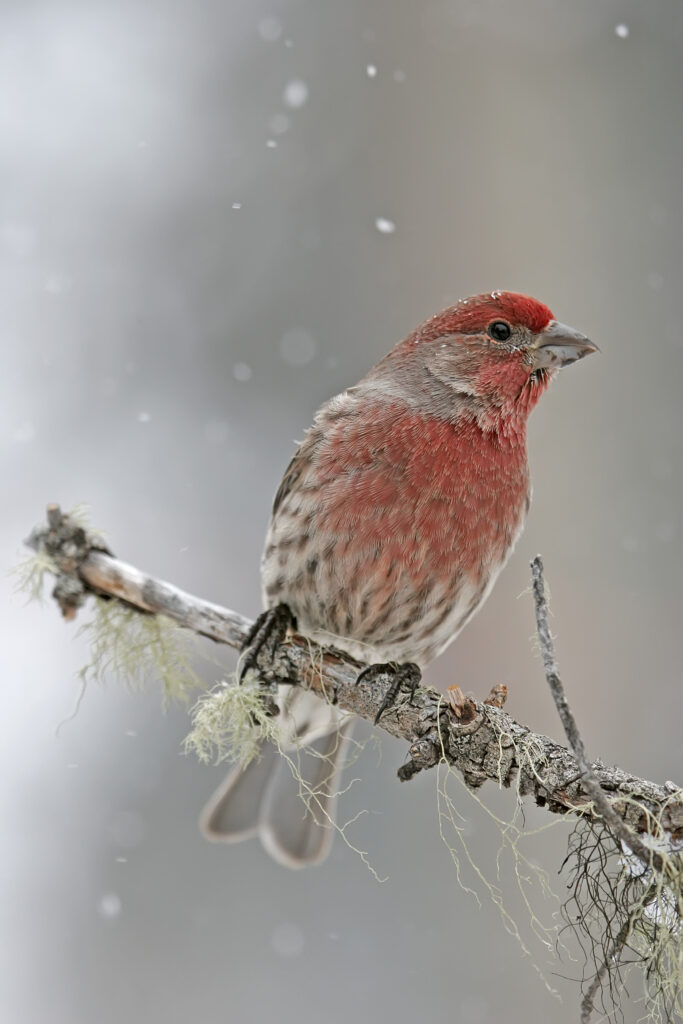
[[488, 321, 511, 342]]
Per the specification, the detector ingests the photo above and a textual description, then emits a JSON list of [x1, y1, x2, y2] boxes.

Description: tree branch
[[25, 505, 683, 847], [531, 555, 665, 872], [580, 915, 633, 1024]]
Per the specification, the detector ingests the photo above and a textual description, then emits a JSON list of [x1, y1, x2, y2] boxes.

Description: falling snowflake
[[375, 217, 395, 234], [283, 79, 309, 109], [269, 114, 290, 135], [233, 363, 252, 382], [98, 893, 122, 920], [280, 329, 317, 366]]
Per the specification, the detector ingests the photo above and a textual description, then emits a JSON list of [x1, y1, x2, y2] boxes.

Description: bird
[[201, 290, 597, 867]]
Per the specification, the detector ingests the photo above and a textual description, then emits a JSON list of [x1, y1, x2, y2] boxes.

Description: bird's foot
[[239, 603, 296, 683], [356, 661, 421, 725]]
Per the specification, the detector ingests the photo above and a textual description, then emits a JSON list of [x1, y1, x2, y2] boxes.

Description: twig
[[22, 506, 682, 846], [530, 555, 664, 874], [579, 915, 633, 1024]]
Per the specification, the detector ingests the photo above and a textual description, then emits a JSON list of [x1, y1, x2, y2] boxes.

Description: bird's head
[[374, 291, 598, 428]]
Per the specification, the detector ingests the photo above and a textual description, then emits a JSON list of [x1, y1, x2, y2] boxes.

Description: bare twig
[[530, 555, 664, 874], [23, 506, 682, 847], [580, 916, 633, 1024]]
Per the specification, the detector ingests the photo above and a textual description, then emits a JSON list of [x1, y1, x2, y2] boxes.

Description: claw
[[356, 661, 421, 725], [239, 603, 296, 682]]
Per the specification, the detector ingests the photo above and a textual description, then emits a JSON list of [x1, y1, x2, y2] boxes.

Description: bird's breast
[[317, 409, 530, 572], [263, 405, 530, 663]]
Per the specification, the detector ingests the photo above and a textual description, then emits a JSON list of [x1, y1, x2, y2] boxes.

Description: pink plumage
[[203, 291, 597, 867], [261, 291, 591, 666]]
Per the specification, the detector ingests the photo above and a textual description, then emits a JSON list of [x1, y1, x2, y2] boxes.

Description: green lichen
[[11, 550, 58, 604], [77, 597, 203, 705], [434, 700, 566, 999], [184, 670, 384, 879], [435, 698, 682, 1022], [562, 797, 682, 1023], [184, 675, 281, 766]]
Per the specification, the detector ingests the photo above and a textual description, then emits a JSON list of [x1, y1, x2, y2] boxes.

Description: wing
[[270, 390, 356, 518], [272, 447, 308, 517]]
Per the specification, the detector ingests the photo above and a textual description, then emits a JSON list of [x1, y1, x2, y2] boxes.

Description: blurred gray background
[[3, 1, 682, 1022]]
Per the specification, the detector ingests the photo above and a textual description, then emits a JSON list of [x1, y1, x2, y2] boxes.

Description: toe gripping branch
[[239, 603, 296, 684], [241, 609, 422, 727], [355, 661, 422, 725]]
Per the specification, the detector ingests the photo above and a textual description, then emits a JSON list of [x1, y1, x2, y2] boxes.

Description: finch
[[201, 290, 597, 867]]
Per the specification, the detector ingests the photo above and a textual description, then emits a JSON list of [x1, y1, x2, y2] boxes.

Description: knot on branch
[[398, 734, 440, 781], [26, 504, 112, 620]]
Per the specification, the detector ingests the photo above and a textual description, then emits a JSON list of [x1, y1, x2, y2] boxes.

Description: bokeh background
[[3, 1, 682, 1022]]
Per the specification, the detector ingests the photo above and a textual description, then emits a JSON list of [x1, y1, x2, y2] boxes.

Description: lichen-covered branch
[[25, 505, 683, 847]]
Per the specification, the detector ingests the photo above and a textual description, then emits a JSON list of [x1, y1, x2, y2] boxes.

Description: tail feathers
[[260, 721, 354, 869], [200, 742, 281, 843], [199, 721, 354, 869]]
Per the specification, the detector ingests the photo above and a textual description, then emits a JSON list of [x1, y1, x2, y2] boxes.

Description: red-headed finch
[[201, 290, 597, 867]]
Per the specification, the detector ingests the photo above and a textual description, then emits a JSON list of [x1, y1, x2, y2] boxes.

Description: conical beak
[[531, 319, 599, 369]]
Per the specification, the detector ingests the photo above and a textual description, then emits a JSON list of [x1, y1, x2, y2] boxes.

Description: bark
[[26, 505, 683, 847]]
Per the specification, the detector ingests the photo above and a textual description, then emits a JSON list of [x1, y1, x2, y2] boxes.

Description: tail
[[200, 694, 354, 868]]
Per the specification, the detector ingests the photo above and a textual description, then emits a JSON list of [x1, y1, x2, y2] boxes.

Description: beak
[[530, 319, 599, 370]]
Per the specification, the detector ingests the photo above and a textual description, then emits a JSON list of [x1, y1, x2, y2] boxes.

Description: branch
[[580, 915, 633, 1024], [531, 555, 665, 873], [25, 505, 683, 846]]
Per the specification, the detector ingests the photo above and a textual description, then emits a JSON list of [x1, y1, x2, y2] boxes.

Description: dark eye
[[488, 321, 511, 342]]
